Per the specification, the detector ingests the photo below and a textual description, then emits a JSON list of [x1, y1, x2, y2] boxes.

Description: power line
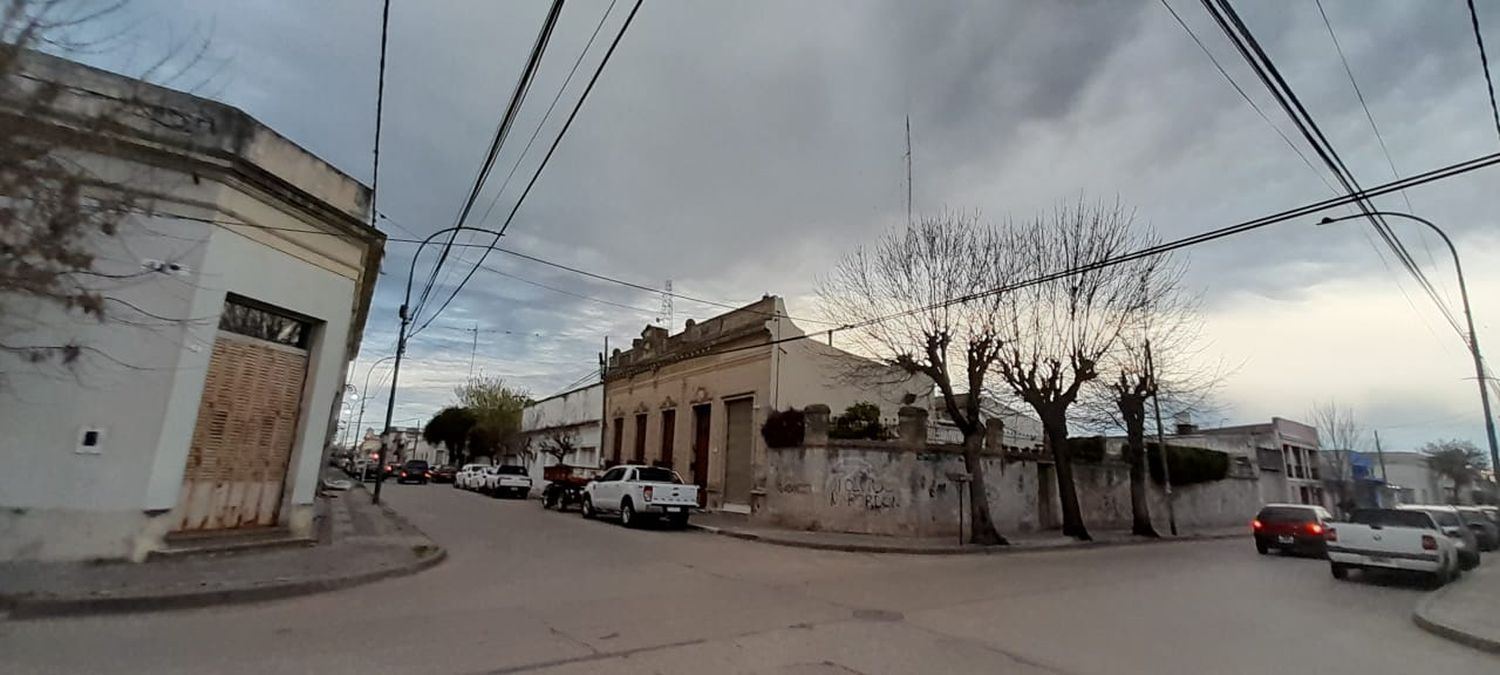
[[1312, 0, 1414, 213], [1468, 0, 1500, 144], [1157, 0, 1338, 195], [1201, 0, 1467, 346], [376, 215, 841, 327], [411, 0, 645, 337], [368, 0, 392, 240], [410, 0, 567, 324], [678, 149, 1500, 362]]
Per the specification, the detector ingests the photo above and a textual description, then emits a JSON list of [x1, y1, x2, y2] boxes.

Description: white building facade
[[520, 383, 604, 487], [0, 53, 382, 561]]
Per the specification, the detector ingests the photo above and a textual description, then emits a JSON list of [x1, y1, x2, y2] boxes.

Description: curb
[[1412, 577, 1500, 655], [2, 546, 446, 620], [687, 523, 1243, 556]]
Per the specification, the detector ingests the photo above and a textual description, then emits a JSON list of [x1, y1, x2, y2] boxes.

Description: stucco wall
[[759, 444, 1261, 539]]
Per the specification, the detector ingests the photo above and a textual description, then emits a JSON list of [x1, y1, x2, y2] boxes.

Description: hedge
[[1146, 442, 1229, 485], [761, 408, 805, 448]]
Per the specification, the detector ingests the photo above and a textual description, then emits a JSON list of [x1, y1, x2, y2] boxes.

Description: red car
[[1253, 503, 1334, 556]]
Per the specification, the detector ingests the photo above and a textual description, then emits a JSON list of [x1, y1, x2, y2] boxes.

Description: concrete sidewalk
[[0, 482, 444, 619], [689, 513, 1244, 555], [1414, 562, 1500, 654]]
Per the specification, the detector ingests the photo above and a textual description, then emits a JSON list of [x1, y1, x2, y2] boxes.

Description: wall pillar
[[803, 404, 829, 446], [985, 417, 1005, 454], [898, 406, 928, 447]]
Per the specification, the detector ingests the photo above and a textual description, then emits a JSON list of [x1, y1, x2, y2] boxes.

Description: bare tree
[[1079, 245, 1216, 538], [2, 1, 210, 384], [819, 212, 1013, 545], [1309, 400, 1365, 514], [991, 200, 1165, 541], [539, 428, 579, 465]]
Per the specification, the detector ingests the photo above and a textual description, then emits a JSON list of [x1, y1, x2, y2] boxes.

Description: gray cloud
[[71, 0, 1500, 448]]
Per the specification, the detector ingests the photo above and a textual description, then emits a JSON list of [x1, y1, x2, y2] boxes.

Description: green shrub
[[829, 401, 888, 440], [761, 408, 805, 448], [1147, 443, 1229, 485]]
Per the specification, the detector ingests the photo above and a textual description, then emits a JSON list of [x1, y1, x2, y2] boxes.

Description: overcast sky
[[79, 0, 1500, 454]]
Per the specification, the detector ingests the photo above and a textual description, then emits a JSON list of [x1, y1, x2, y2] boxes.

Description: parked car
[[381, 461, 402, 480], [396, 460, 430, 485], [455, 463, 490, 491], [1399, 505, 1480, 570], [429, 465, 457, 484], [1251, 503, 1333, 556], [352, 459, 379, 482], [485, 465, 533, 499], [1455, 506, 1499, 552], [1325, 508, 1460, 587], [581, 464, 698, 528]]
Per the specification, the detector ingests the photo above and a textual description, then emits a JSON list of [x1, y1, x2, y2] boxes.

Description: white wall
[[521, 383, 604, 490]]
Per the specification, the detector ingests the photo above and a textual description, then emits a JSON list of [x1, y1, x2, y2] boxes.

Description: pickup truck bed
[[1326, 509, 1459, 587]]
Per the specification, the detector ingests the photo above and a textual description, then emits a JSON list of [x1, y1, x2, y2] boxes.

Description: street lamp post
[[375, 225, 506, 504], [339, 384, 360, 449], [354, 355, 397, 460], [1318, 212, 1500, 480]]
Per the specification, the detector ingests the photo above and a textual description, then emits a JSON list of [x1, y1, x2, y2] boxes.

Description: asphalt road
[[3, 482, 1497, 674]]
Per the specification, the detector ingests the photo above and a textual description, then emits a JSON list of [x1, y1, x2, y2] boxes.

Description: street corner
[[1414, 564, 1500, 655]]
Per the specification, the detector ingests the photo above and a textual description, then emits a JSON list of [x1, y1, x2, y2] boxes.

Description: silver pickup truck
[[1326, 508, 1460, 587]]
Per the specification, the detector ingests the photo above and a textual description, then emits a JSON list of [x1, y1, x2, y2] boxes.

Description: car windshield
[[1349, 509, 1433, 529], [635, 467, 681, 483], [497, 466, 527, 475], [1256, 506, 1313, 523], [405, 461, 427, 469], [1426, 510, 1462, 528]]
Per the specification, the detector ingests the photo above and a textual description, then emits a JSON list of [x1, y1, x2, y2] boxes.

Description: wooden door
[[691, 404, 711, 505], [723, 398, 754, 507], [659, 409, 676, 468], [633, 413, 648, 464], [175, 332, 306, 532]]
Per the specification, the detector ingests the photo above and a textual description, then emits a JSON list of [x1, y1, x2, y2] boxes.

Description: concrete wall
[[756, 408, 1262, 539], [521, 384, 604, 489]]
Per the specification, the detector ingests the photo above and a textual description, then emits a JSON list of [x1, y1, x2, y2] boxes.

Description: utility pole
[[1319, 212, 1500, 482], [468, 322, 479, 380], [905, 115, 913, 227], [1146, 339, 1178, 536], [1373, 429, 1388, 482], [599, 336, 609, 468]]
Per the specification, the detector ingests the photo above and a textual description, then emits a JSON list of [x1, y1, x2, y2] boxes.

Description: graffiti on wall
[[826, 458, 900, 511]]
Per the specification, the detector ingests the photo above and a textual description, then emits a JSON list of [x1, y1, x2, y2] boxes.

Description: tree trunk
[[1120, 400, 1158, 538], [962, 429, 1008, 546], [1042, 414, 1091, 541]]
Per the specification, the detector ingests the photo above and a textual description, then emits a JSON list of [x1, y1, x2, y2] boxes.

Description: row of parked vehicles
[[1252, 502, 1500, 587], [537, 463, 699, 528], [452, 463, 534, 498]]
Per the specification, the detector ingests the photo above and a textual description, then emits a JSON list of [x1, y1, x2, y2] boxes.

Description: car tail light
[[1422, 535, 1438, 551], [1324, 527, 1337, 542], [400, 471, 407, 477], [643, 486, 654, 502], [1251, 519, 1263, 530], [426, 472, 432, 478], [1307, 523, 1324, 535]]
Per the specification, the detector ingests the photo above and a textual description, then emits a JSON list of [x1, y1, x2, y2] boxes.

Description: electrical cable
[[1468, 0, 1500, 144], [410, 0, 644, 337]]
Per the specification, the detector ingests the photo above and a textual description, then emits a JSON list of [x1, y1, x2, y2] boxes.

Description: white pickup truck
[[582, 464, 698, 528], [484, 465, 533, 499], [1326, 508, 1460, 587]]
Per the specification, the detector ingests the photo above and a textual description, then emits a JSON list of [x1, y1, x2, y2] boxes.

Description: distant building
[[603, 296, 933, 513], [1381, 452, 1444, 505], [928, 393, 1044, 450], [381, 427, 445, 466], [0, 52, 384, 561], [520, 382, 604, 488], [1107, 416, 1323, 508]]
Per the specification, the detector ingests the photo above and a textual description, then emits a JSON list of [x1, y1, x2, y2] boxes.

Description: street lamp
[[375, 225, 507, 504], [339, 384, 360, 449], [354, 355, 397, 460], [1318, 212, 1500, 479]]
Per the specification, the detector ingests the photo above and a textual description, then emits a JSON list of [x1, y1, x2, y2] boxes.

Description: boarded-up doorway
[[1037, 463, 1060, 530], [175, 298, 309, 532], [691, 404, 711, 506], [723, 398, 754, 510]]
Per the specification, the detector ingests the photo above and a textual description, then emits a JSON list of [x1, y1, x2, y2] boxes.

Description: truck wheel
[[543, 490, 557, 509], [1329, 563, 1349, 580], [581, 496, 596, 519], [1255, 540, 1268, 555], [620, 500, 636, 528]]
